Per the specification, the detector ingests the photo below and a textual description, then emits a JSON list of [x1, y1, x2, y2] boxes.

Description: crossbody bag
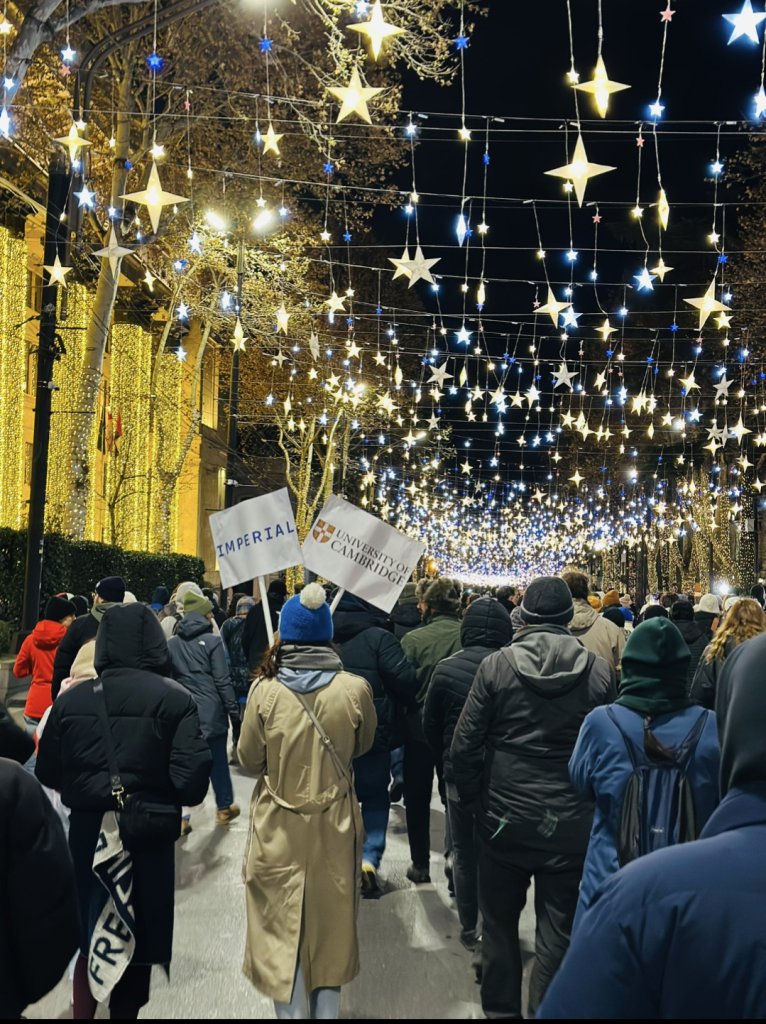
[[93, 680, 181, 846]]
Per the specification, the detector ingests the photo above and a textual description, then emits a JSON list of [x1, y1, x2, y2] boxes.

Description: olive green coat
[[401, 613, 463, 703], [238, 671, 376, 1002]]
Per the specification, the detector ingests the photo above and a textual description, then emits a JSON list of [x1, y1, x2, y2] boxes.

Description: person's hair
[[642, 604, 669, 621], [561, 571, 589, 601], [496, 585, 513, 602], [671, 600, 694, 622], [706, 597, 766, 663], [258, 639, 340, 679], [463, 593, 481, 616], [661, 592, 678, 609], [422, 577, 462, 616]]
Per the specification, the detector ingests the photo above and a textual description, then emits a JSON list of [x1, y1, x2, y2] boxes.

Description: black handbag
[[93, 680, 181, 846]]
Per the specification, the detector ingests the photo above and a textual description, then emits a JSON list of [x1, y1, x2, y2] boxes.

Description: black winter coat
[[0, 702, 34, 764], [423, 597, 512, 784], [452, 624, 616, 848], [673, 619, 711, 688], [51, 611, 100, 698], [390, 597, 423, 640], [692, 637, 736, 711], [333, 592, 419, 754], [168, 612, 239, 740], [36, 602, 212, 812], [0, 758, 80, 1018]]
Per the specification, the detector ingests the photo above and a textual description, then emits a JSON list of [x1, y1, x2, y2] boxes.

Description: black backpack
[[607, 706, 708, 867]]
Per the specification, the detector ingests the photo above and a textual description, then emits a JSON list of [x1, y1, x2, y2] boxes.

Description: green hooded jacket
[[402, 613, 463, 704]]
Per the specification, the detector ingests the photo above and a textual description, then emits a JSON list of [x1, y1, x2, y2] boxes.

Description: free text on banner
[[209, 488, 302, 590], [302, 495, 425, 614]]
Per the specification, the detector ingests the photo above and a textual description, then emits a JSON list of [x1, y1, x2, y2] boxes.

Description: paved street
[[29, 761, 536, 1019]]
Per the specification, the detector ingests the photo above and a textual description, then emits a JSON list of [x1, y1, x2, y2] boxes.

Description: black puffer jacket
[[36, 602, 212, 811], [672, 618, 711, 687], [390, 593, 423, 640], [0, 759, 79, 1018], [452, 624, 616, 847], [423, 597, 512, 784], [51, 611, 99, 698], [692, 636, 736, 711], [333, 591, 419, 755]]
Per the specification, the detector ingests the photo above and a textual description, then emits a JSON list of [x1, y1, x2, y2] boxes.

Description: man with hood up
[[451, 576, 615, 1021], [389, 581, 423, 639], [538, 628, 766, 1019]]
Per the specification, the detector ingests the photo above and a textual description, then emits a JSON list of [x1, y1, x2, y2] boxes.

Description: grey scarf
[[277, 645, 344, 694]]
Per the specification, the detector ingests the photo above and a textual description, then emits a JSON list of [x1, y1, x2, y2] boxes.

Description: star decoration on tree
[[54, 122, 91, 161], [120, 161, 188, 233], [325, 291, 346, 315], [276, 303, 290, 334], [231, 318, 247, 352], [347, 1, 404, 59], [328, 66, 384, 123], [43, 252, 71, 287], [93, 227, 132, 277], [263, 124, 284, 155]]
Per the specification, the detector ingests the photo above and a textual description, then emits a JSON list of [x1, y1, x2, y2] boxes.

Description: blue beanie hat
[[278, 583, 333, 643]]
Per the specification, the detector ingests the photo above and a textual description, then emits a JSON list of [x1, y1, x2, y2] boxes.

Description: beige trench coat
[[238, 671, 376, 1002]]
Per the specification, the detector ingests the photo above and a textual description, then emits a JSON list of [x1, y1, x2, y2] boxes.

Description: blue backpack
[[607, 706, 708, 866]]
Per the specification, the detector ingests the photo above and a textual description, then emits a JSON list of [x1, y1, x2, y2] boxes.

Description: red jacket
[[14, 621, 68, 719]]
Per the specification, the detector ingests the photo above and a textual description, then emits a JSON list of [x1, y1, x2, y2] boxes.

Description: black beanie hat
[[45, 596, 77, 622], [520, 577, 575, 627], [96, 576, 126, 603], [70, 595, 89, 617]]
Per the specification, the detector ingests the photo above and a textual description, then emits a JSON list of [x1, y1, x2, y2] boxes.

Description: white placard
[[302, 495, 425, 614], [209, 488, 302, 590]]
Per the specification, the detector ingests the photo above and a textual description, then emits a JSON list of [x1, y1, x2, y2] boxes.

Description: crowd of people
[[2, 567, 766, 1018]]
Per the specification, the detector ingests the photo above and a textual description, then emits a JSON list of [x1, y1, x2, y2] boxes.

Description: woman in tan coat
[[238, 583, 376, 1019]]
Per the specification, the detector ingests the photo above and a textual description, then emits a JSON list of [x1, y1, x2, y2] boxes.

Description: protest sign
[[209, 488, 302, 591], [302, 495, 425, 614]]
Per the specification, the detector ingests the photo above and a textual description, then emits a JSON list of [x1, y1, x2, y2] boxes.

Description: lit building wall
[[150, 350, 183, 552], [0, 226, 28, 530]]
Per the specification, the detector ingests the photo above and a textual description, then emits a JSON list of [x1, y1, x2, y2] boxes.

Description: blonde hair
[[706, 597, 766, 663]]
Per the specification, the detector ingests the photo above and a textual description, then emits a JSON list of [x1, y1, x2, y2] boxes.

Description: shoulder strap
[[606, 704, 644, 769], [93, 680, 125, 807], [675, 710, 709, 767], [292, 690, 351, 788]]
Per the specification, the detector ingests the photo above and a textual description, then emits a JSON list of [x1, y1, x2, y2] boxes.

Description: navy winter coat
[[333, 592, 419, 755], [568, 701, 720, 925], [538, 630, 766, 1020], [423, 597, 512, 784]]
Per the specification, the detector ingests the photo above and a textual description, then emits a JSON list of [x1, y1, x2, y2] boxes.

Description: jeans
[[274, 958, 341, 1019], [353, 750, 391, 869], [477, 826, 584, 1019], [23, 714, 40, 776], [403, 739, 440, 867], [446, 788, 479, 937], [208, 733, 234, 810]]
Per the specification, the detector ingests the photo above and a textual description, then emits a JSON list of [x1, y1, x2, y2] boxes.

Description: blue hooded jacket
[[538, 632, 766, 1019]]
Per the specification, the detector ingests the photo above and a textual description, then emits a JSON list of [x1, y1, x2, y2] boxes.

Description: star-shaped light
[[679, 372, 700, 392], [143, 269, 155, 291], [347, 1, 404, 59], [74, 184, 95, 208], [658, 189, 670, 229], [511, 391, 524, 409], [189, 231, 203, 255], [328, 66, 384, 124], [43, 253, 71, 288], [325, 291, 346, 315], [54, 122, 91, 161], [545, 134, 615, 207], [651, 257, 673, 281], [0, 108, 9, 139], [93, 227, 132, 277], [259, 37, 273, 52], [714, 376, 733, 400], [231, 317, 247, 352], [634, 267, 656, 291], [724, 1, 766, 43], [61, 44, 76, 63], [649, 99, 665, 118], [525, 385, 541, 406], [146, 51, 163, 70], [263, 123, 284, 155], [730, 415, 752, 444], [552, 361, 578, 390], [569, 469, 584, 487], [716, 311, 732, 329], [461, 459, 472, 475], [389, 246, 412, 280], [661, 5, 675, 20], [561, 306, 580, 329], [705, 438, 722, 456], [456, 325, 472, 345], [535, 287, 569, 326], [177, 302, 189, 320], [596, 318, 616, 341], [276, 303, 290, 334], [573, 56, 630, 117], [756, 85, 766, 116], [0, 18, 12, 34], [400, 245, 440, 286], [684, 280, 730, 330], [594, 370, 607, 391], [120, 160, 188, 233]]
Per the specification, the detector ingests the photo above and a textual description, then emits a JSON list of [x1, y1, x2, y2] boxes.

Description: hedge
[[0, 528, 206, 624]]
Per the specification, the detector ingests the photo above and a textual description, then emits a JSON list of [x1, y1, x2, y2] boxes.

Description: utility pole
[[224, 238, 244, 509], [20, 151, 70, 636]]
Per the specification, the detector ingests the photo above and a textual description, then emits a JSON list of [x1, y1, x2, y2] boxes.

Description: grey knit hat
[[520, 576, 575, 627]]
